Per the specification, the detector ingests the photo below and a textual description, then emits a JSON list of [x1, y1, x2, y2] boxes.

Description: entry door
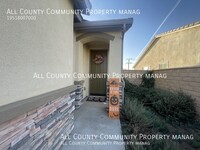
[[90, 50, 107, 95]]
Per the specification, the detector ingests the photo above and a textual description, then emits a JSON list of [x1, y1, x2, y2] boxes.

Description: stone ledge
[[74, 80, 85, 85], [0, 85, 76, 124]]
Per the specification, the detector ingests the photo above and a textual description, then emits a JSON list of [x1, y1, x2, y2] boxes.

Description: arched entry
[[76, 32, 113, 96]]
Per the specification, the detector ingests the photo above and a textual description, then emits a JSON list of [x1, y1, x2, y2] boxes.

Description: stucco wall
[[73, 41, 90, 98], [82, 45, 90, 97], [0, 0, 74, 106], [134, 25, 200, 70], [108, 32, 123, 76]]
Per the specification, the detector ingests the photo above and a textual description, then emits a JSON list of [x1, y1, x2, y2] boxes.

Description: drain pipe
[[121, 24, 126, 105], [121, 24, 126, 74]]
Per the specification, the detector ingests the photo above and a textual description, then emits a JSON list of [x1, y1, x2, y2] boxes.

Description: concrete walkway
[[61, 101, 125, 150]]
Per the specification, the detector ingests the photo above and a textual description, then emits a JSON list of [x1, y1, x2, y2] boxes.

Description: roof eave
[[73, 0, 92, 15], [74, 18, 133, 33], [74, 13, 83, 22]]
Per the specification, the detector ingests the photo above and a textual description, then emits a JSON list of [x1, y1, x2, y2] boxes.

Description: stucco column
[[74, 41, 84, 76], [108, 32, 123, 78]]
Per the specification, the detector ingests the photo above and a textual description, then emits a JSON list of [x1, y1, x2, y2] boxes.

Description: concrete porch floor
[[61, 101, 125, 150]]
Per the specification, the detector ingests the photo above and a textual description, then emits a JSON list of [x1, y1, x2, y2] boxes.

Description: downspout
[[121, 24, 126, 105], [121, 24, 126, 73]]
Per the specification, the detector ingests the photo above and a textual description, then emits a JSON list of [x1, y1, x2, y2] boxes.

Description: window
[[143, 66, 150, 70], [159, 63, 168, 69]]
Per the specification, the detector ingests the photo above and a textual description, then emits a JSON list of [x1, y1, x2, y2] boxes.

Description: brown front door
[[90, 50, 107, 95]]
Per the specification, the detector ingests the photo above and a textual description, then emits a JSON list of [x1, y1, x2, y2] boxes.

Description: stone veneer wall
[[0, 92, 76, 150], [123, 67, 200, 116], [74, 81, 84, 109], [75, 84, 84, 109]]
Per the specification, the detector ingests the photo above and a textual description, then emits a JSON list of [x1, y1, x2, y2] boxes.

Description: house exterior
[[0, 0, 133, 149], [133, 21, 200, 70], [74, 19, 132, 98]]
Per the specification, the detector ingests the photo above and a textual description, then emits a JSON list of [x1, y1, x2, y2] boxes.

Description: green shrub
[[141, 71, 155, 88], [189, 138, 200, 148], [123, 81, 198, 149], [148, 139, 181, 150], [152, 90, 196, 123], [124, 97, 168, 133], [126, 140, 181, 150], [123, 96, 181, 150], [124, 79, 149, 102], [124, 79, 137, 93], [124, 80, 197, 123]]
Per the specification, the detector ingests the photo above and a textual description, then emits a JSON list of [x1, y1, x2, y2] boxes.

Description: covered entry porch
[[73, 18, 133, 105]]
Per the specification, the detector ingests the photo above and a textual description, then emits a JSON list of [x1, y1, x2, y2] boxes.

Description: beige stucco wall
[[134, 25, 200, 70], [73, 40, 90, 98], [0, 0, 74, 106], [108, 32, 123, 76], [82, 45, 90, 97], [74, 41, 83, 75]]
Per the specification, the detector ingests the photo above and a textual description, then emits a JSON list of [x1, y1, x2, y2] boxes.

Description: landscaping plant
[[122, 79, 200, 149]]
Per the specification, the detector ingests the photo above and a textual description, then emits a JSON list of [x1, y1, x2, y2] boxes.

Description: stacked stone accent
[[74, 83, 84, 109], [0, 92, 76, 150]]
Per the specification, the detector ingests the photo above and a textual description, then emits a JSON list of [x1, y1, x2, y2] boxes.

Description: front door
[[90, 50, 107, 95]]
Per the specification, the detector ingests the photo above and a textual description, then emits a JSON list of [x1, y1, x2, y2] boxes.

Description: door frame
[[89, 49, 108, 96]]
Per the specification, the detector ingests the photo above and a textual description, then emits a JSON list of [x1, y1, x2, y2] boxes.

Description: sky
[[82, 0, 200, 69]]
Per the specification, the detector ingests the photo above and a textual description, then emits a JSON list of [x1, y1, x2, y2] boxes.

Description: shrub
[[124, 80, 197, 123], [149, 139, 181, 150], [124, 79, 149, 101], [189, 137, 200, 148], [152, 90, 196, 123], [122, 96, 181, 150], [126, 140, 181, 150], [124, 79, 137, 94], [124, 96, 168, 134], [123, 81, 199, 149], [141, 71, 155, 88]]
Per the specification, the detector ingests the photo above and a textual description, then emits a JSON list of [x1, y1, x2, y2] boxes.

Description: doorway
[[90, 50, 107, 96]]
